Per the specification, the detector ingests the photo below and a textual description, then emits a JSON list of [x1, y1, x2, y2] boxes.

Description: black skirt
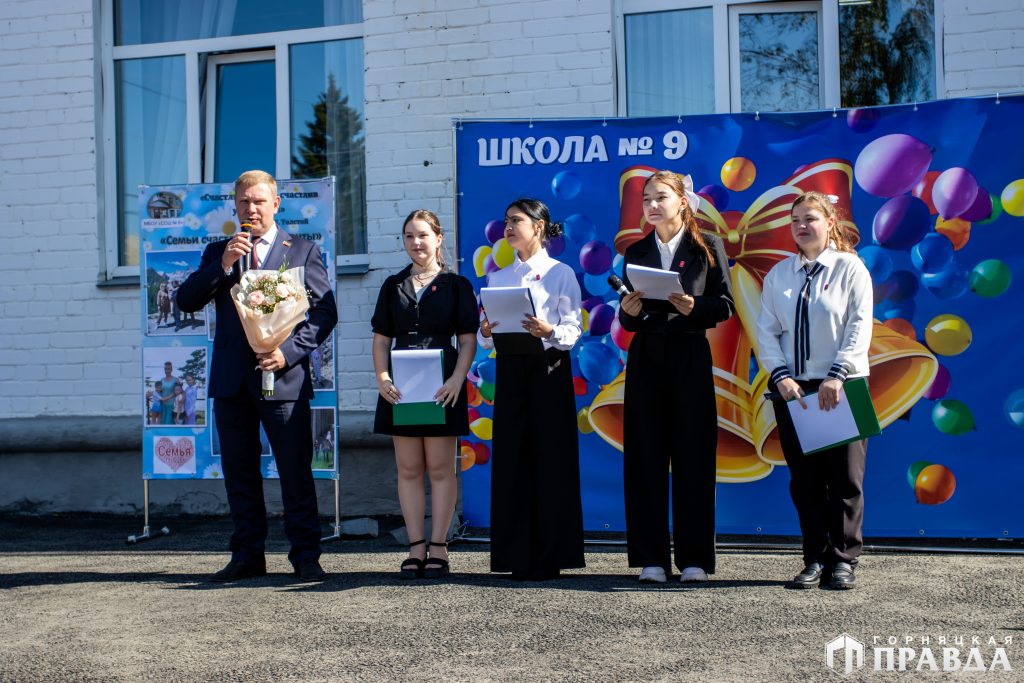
[[489, 347, 585, 576], [373, 341, 470, 437]]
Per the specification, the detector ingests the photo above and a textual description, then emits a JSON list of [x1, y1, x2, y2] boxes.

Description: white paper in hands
[[479, 287, 536, 333], [786, 388, 860, 454], [625, 263, 685, 301], [391, 349, 443, 404]]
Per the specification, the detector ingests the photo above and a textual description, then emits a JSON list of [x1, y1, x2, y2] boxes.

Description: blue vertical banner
[[138, 178, 338, 481], [455, 96, 1024, 538]]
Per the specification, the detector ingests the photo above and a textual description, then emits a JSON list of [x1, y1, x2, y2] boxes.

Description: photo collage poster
[[139, 178, 338, 480]]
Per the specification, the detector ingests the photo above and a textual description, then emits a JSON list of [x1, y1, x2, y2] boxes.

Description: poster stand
[[320, 478, 343, 544], [126, 480, 171, 544]]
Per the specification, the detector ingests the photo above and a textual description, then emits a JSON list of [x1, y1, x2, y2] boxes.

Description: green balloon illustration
[[932, 399, 975, 435], [970, 259, 1012, 298], [478, 380, 495, 402], [907, 460, 931, 489], [976, 194, 1003, 225]]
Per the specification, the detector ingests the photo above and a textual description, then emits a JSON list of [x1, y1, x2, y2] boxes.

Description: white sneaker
[[638, 566, 667, 583], [679, 566, 708, 582]]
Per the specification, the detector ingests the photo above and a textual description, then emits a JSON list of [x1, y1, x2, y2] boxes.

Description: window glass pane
[[840, 0, 935, 107], [213, 60, 276, 183], [116, 0, 362, 46], [739, 11, 821, 112], [116, 56, 187, 266], [625, 9, 714, 116], [290, 39, 366, 256]]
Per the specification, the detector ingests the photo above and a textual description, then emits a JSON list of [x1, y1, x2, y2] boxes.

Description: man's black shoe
[[293, 559, 327, 582], [829, 561, 857, 590], [787, 562, 825, 589], [210, 559, 267, 583]]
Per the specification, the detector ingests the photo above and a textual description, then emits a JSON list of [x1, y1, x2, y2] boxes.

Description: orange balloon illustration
[[721, 157, 756, 192], [915, 464, 956, 505], [460, 445, 476, 471], [935, 217, 970, 250]]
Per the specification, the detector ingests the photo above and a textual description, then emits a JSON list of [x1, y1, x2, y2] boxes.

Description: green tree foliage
[[291, 73, 366, 254]]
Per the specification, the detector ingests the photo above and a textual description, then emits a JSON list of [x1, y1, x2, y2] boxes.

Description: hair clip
[[826, 194, 839, 204]]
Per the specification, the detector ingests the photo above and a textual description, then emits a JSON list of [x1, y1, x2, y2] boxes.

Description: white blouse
[[756, 246, 873, 384], [478, 248, 583, 352]]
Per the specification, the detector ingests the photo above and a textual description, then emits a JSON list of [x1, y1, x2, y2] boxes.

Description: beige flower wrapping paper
[[230, 266, 309, 396]]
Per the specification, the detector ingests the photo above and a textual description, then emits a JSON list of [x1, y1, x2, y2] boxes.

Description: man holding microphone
[[177, 170, 337, 583]]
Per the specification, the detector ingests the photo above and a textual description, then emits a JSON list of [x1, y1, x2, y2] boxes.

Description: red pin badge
[[679, 260, 686, 268]]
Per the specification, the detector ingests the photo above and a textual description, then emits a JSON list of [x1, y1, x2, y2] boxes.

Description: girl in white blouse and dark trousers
[[756, 191, 873, 590], [480, 198, 585, 581]]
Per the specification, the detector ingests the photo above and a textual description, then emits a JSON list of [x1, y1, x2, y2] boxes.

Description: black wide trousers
[[490, 348, 585, 577], [623, 330, 718, 574], [770, 379, 867, 567]]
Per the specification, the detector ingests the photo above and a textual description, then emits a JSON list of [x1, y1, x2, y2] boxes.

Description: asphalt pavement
[[1, 515, 1021, 682]]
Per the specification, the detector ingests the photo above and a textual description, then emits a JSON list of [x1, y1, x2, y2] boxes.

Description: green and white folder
[[391, 349, 446, 426], [787, 377, 881, 455]]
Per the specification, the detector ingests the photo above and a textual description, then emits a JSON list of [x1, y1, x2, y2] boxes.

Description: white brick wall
[[943, 0, 1024, 97], [354, 0, 615, 410], [2, 0, 1021, 419], [0, 0, 138, 419]]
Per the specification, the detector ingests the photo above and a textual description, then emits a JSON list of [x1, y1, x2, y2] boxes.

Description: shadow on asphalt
[[0, 569, 788, 593]]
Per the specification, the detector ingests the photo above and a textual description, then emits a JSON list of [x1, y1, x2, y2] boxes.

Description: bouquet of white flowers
[[230, 266, 309, 396]]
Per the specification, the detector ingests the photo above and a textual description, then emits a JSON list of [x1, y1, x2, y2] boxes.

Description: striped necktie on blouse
[[794, 262, 824, 377]]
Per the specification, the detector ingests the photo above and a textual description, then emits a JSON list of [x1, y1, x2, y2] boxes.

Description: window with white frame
[[101, 0, 366, 278], [617, 0, 940, 116]]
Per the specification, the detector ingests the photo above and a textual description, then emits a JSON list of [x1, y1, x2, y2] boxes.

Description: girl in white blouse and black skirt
[[756, 191, 873, 590], [479, 198, 585, 581]]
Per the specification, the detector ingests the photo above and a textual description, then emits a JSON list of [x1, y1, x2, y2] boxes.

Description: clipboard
[[785, 377, 881, 455], [480, 286, 544, 355], [391, 349, 446, 425]]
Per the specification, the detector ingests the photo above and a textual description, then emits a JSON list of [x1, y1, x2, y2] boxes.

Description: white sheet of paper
[[787, 388, 860, 453], [479, 286, 536, 332], [391, 349, 443, 404], [625, 263, 685, 301]]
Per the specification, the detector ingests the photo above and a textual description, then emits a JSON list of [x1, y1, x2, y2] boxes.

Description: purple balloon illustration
[[932, 167, 979, 219], [579, 240, 613, 275], [483, 254, 499, 275], [847, 108, 880, 133], [872, 195, 930, 249], [911, 233, 954, 274], [854, 134, 932, 198], [959, 186, 993, 222], [923, 364, 951, 400], [546, 234, 566, 258], [582, 295, 604, 312], [484, 220, 504, 244], [921, 261, 969, 299], [588, 303, 616, 336], [697, 184, 729, 212]]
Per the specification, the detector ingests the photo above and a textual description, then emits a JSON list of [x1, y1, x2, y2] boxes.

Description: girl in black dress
[[372, 210, 479, 578]]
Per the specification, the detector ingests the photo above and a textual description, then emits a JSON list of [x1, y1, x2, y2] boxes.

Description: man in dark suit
[[177, 170, 337, 583]]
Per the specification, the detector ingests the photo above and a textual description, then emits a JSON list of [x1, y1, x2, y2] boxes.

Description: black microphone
[[608, 273, 648, 320], [239, 223, 253, 272]]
